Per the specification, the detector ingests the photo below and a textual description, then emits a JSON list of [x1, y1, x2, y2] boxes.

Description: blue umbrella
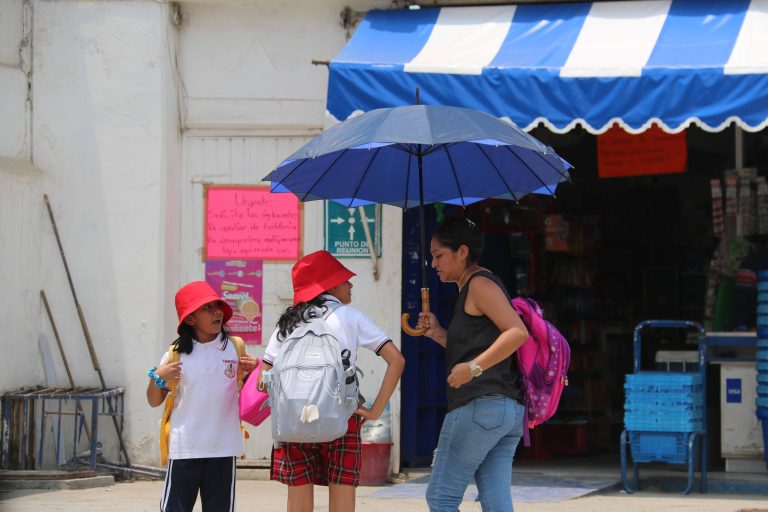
[[263, 104, 572, 334]]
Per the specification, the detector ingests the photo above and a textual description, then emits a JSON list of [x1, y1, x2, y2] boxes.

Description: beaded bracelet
[[148, 366, 167, 389]]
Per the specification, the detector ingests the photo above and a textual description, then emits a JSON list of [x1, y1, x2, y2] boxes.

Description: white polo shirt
[[158, 333, 243, 460], [263, 295, 391, 366]]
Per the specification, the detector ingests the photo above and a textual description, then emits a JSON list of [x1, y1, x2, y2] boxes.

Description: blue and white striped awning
[[328, 0, 768, 134]]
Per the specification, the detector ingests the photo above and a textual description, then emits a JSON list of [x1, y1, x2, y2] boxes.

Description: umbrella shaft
[[418, 150, 428, 289]]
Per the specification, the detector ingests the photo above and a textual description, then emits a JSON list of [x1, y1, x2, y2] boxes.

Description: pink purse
[[239, 358, 271, 426]]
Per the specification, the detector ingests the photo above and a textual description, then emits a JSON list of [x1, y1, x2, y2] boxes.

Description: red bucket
[[359, 442, 392, 486]]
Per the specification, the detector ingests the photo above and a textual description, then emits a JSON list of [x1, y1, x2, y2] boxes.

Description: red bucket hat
[[175, 281, 233, 334], [292, 250, 356, 305]]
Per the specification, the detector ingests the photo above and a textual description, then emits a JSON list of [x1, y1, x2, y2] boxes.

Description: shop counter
[[703, 333, 765, 473]]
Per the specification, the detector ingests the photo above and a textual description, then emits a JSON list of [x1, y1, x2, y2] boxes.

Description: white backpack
[[264, 304, 358, 447]]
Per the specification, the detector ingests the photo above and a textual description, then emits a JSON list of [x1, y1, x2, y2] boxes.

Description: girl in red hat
[[261, 250, 405, 512], [147, 281, 259, 512]]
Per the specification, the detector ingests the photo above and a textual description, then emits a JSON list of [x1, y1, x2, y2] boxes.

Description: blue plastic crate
[[625, 396, 703, 409], [624, 395, 703, 407], [624, 389, 704, 405], [625, 417, 704, 431], [625, 373, 702, 392], [626, 372, 702, 384], [629, 431, 690, 463], [625, 402, 703, 415], [625, 416, 704, 432], [625, 384, 703, 396]]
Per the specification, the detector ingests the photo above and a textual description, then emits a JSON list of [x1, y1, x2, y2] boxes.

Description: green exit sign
[[324, 202, 381, 258]]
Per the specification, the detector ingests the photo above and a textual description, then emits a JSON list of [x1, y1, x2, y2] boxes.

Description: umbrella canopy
[[264, 105, 571, 209], [263, 104, 572, 335]]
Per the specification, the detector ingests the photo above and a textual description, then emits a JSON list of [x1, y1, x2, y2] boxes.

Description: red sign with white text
[[597, 125, 687, 178]]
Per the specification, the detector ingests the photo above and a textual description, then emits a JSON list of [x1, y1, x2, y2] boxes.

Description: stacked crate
[[757, 271, 768, 469], [624, 372, 704, 462]]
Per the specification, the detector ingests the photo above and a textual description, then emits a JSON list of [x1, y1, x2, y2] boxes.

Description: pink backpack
[[511, 297, 571, 446], [239, 358, 271, 426]]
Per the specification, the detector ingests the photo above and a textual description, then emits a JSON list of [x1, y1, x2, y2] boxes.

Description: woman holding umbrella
[[417, 215, 529, 512]]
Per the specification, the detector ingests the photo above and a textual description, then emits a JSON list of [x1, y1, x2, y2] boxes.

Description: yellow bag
[[159, 336, 247, 465]]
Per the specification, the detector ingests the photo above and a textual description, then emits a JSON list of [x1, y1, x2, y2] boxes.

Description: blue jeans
[[426, 395, 524, 512]]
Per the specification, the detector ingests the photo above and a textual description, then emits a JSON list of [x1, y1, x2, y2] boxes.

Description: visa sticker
[[726, 378, 742, 403]]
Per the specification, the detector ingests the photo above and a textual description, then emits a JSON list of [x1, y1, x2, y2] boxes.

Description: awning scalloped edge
[[522, 116, 768, 135], [327, 110, 768, 135]]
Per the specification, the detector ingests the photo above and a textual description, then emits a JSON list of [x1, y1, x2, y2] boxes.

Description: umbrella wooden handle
[[401, 288, 430, 337]]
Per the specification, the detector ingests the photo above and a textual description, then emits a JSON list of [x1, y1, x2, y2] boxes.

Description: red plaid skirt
[[270, 415, 363, 487]]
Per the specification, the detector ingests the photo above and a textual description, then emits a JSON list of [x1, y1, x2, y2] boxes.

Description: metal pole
[[40, 290, 76, 387], [56, 399, 63, 465], [43, 196, 105, 386], [40, 290, 91, 441], [92, 461, 165, 479], [22, 399, 29, 469], [90, 398, 98, 470], [415, 87, 427, 290], [43, 195, 132, 467], [358, 206, 379, 280], [2, 398, 10, 468], [399, 86, 431, 336], [38, 398, 45, 467], [417, 152, 427, 290]]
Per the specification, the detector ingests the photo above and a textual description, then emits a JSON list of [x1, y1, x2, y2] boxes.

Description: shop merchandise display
[[737, 168, 757, 237], [725, 173, 738, 237], [707, 238, 753, 331], [705, 170, 768, 330], [710, 179, 724, 238], [757, 177, 768, 235]]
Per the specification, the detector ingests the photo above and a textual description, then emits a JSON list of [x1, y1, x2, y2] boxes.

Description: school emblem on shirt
[[223, 359, 238, 379]]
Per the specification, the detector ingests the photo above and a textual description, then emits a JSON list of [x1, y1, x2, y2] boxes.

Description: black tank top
[[445, 270, 523, 412]]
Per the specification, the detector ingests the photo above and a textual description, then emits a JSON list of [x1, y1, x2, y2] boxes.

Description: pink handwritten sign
[[205, 186, 301, 260]]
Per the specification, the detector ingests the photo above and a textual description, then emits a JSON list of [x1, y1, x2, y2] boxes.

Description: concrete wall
[[0, 0, 31, 161], [0, 160, 44, 390], [1, 0, 180, 465], [1, 0, 41, 393], [2, 0, 401, 469]]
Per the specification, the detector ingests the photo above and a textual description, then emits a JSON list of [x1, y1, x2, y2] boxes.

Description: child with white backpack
[[260, 250, 404, 512]]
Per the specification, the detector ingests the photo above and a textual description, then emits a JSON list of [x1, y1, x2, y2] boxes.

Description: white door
[[181, 135, 315, 462]]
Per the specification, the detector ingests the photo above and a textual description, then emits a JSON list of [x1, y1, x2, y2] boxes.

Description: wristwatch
[[469, 361, 483, 378]]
